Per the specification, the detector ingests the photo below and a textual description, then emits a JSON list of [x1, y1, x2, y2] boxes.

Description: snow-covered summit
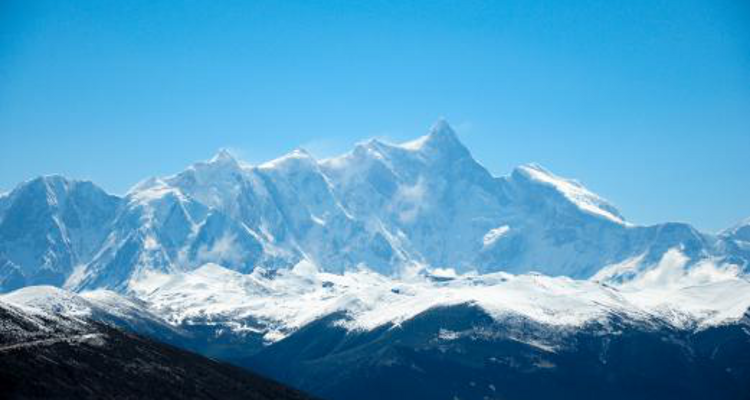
[[401, 119, 465, 153], [209, 148, 239, 165]]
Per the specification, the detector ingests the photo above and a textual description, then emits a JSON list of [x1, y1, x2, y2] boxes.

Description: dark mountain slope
[[246, 304, 750, 400], [0, 301, 316, 400]]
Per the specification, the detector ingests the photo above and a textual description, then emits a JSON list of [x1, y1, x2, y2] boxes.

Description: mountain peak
[[21, 175, 72, 192], [8, 175, 105, 206], [424, 119, 461, 146], [209, 148, 238, 165], [430, 118, 456, 137], [185, 148, 243, 174], [401, 119, 467, 156]]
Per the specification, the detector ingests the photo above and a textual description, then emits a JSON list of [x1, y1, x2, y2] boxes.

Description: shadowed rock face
[[245, 304, 750, 400], [0, 301, 317, 400]]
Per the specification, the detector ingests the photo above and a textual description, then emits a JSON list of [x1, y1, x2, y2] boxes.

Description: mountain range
[[1, 120, 749, 399], [1, 121, 747, 293]]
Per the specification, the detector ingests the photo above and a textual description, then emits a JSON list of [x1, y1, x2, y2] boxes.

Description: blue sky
[[1, 0, 748, 232]]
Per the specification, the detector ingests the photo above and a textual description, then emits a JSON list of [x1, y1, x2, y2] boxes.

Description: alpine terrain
[[1, 121, 749, 399]]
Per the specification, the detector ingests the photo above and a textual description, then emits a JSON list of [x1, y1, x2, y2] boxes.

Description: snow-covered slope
[[1, 285, 182, 340], [0, 121, 747, 293], [6, 249, 748, 351], [0, 176, 120, 292], [124, 251, 750, 344]]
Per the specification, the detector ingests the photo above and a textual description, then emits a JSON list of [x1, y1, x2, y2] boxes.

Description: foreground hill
[[0, 300, 315, 400]]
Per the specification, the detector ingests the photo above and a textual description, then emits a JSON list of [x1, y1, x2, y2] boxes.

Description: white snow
[[517, 164, 625, 224], [2, 286, 95, 318], [122, 250, 750, 342], [590, 254, 646, 282], [400, 134, 431, 151], [400, 119, 455, 151], [127, 178, 186, 204], [483, 226, 510, 247], [615, 249, 750, 327], [258, 149, 315, 170]]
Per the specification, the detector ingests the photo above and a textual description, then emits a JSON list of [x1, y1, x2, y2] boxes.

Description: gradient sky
[[1, 0, 748, 232]]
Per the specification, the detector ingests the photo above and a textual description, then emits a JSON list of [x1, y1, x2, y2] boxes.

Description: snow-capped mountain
[[2, 122, 749, 399], [0, 176, 121, 291], [0, 121, 746, 293]]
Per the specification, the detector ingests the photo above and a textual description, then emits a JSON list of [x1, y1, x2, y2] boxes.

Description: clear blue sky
[[1, 0, 748, 232]]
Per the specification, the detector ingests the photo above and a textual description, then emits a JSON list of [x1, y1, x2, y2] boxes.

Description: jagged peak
[[400, 119, 463, 152], [429, 118, 458, 140], [322, 120, 486, 181], [188, 148, 246, 172], [325, 120, 466, 166], [171, 149, 246, 182], [209, 148, 238, 164]]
